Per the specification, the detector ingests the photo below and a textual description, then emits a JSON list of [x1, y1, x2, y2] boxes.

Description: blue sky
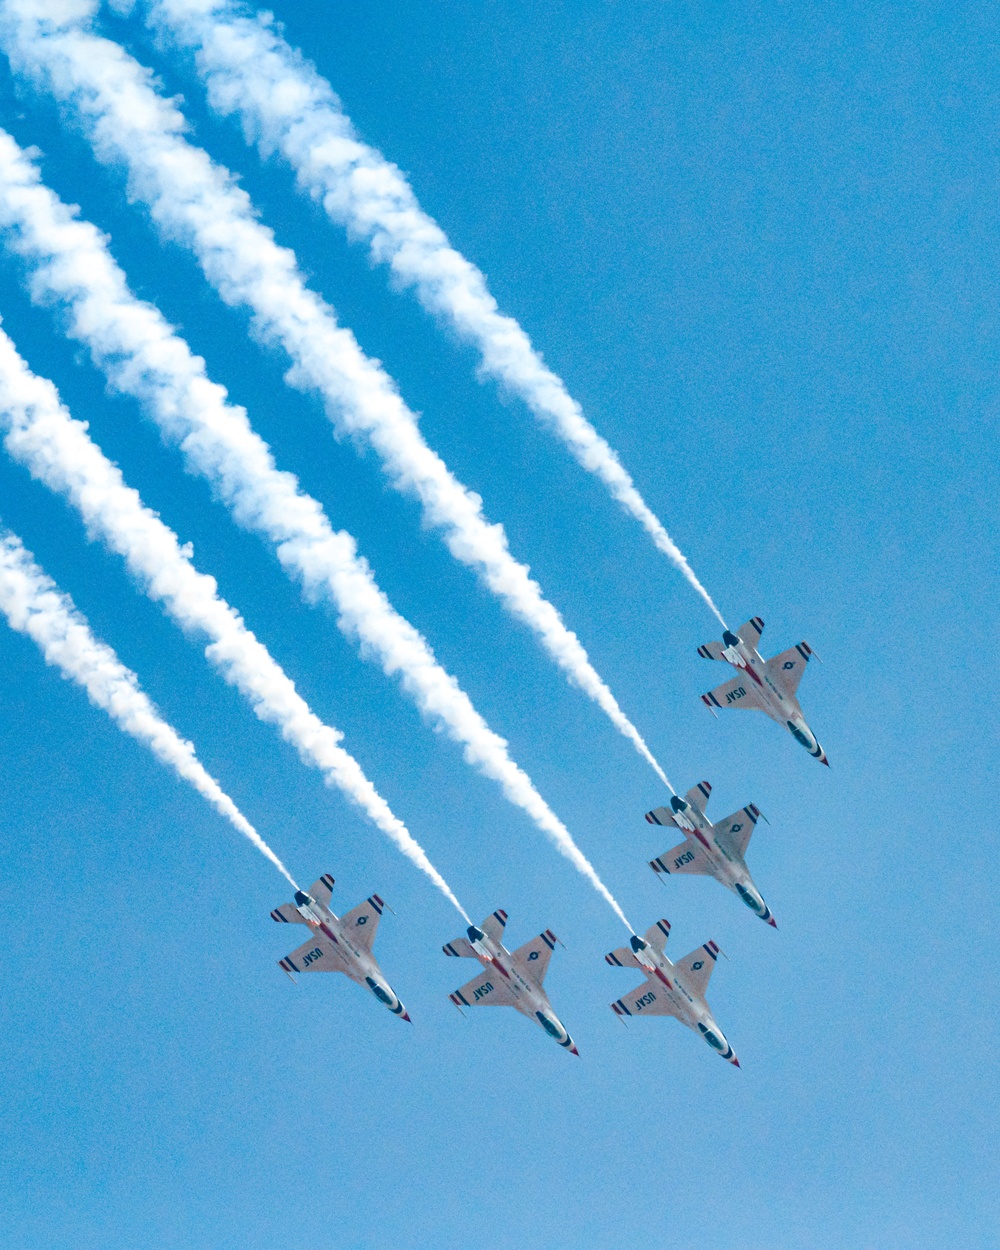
[[0, 2, 997, 1246]]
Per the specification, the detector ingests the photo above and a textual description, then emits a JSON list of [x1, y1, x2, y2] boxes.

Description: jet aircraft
[[272, 874, 410, 1021], [646, 781, 775, 926], [698, 616, 828, 764], [444, 910, 578, 1054], [607, 919, 739, 1065]]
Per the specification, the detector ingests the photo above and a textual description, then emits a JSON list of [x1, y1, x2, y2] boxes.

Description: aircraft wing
[[511, 930, 558, 986], [702, 676, 769, 714], [278, 934, 347, 977], [611, 979, 683, 1020], [683, 781, 712, 813], [674, 942, 720, 999], [764, 643, 813, 698], [450, 968, 517, 1009], [339, 895, 385, 953], [712, 805, 761, 858], [651, 841, 711, 876]]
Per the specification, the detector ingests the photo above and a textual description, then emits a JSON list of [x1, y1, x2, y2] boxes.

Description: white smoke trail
[[140, 0, 728, 630], [0, 525, 298, 886], [0, 318, 469, 920], [0, 129, 638, 922], [0, 0, 673, 796]]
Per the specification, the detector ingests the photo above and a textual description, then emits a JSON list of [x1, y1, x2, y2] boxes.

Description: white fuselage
[[666, 800, 773, 924], [632, 943, 737, 1063], [467, 933, 574, 1048], [294, 898, 405, 1016], [723, 636, 824, 760]]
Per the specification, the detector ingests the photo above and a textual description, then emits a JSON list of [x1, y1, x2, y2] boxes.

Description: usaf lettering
[[673, 849, 695, 869], [726, 686, 746, 704], [636, 991, 657, 1011], [473, 981, 494, 1001], [302, 947, 323, 966]]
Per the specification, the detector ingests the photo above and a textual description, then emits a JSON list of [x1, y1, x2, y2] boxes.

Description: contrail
[[0, 318, 469, 921], [0, 130, 640, 920], [0, 1, 673, 796], [139, 0, 728, 630], [0, 525, 298, 887]]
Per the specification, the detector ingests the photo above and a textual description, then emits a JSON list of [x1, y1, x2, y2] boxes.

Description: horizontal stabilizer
[[611, 979, 682, 1020], [511, 930, 558, 987], [646, 805, 678, 829], [737, 617, 765, 647], [450, 968, 516, 1009], [442, 937, 477, 959], [675, 942, 719, 998], [606, 946, 643, 970], [697, 639, 726, 661], [339, 895, 385, 952], [651, 840, 710, 876], [764, 643, 813, 698], [643, 918, 672, 952], [685, 781, 712, 814], [480, 909, 508, 945], [307, 874, 336, 908], [279, 935, 344, 976], [271, 902, 307, 924], [702, 676, 769, 714], [712, 805, 761, 858]]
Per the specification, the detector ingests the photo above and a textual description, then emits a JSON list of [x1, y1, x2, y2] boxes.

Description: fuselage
[[629, 936, 738, 1065], [653, 796, 775, 926], [721, 631, 827, 764], [465, 925, 577, 1052], [293, 890, 409, 1019]]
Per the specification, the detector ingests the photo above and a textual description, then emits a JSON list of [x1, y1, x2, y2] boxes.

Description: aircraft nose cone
[[767, 915, 778, 928], [569, 1044, 580, 1056], [401, 1010, 412, 1023], [730, 1055, 741, 1068]]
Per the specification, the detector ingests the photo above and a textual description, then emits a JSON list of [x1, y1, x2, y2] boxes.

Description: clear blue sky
[[0, 2, 997, 1246]]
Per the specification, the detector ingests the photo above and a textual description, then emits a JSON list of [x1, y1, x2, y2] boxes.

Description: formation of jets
[[272, 617, 826, 1064]]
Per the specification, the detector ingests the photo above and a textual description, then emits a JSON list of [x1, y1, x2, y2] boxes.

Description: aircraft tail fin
[[645, 805, 678, 829], [480, 909, 508, 945], [737, 617, 765, 647], [306, 874, 336, 909], [643, 918, 673, 952]]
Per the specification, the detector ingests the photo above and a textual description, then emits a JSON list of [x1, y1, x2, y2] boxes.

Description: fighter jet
[[607, 919, 739, 1066], [646, 780, 775, 926], [443, 910, 578, 1054], [271, 873, 410, 1021], [698, 616, 828, 764]]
